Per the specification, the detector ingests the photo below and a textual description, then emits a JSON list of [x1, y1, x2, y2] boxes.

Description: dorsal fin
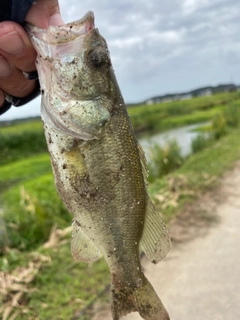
[[137, 141, 171, 263], [137, 141, 148, 187]]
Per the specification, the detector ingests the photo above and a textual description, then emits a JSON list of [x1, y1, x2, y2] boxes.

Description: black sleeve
[[0, 0, 40, 116], [0, 0, 36, 25]]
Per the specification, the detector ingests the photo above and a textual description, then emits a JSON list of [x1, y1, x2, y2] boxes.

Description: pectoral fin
[[71, 220, 101, 263], [140, 200, 171, 264]]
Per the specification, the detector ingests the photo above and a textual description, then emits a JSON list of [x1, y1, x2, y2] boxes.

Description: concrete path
[[94, 164, 240, 320]]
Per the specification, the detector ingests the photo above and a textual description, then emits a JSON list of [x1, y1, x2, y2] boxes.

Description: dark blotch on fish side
[[47, 133, 53, 144]]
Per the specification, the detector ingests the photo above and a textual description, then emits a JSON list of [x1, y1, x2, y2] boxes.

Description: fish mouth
[[26, 11, 95, 45]]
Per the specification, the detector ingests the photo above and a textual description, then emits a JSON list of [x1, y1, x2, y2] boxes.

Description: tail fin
[[111, 275, 170, 320]]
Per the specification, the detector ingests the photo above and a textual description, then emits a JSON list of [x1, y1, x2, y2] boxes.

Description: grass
[[1, 173, 71, 251], [180, 130, 240, 180], [0, 153, 51, 191], [148, 140, 183, 182], [191, 133, 213, 153], [25, 248, 109, 320], [159, 105, 224, 129], [150, 126, 240, 220], [0, 118, 43, 134], [128, 92, 240, 133], [1, 245, 110, 320], [0, 130, 47, 166]]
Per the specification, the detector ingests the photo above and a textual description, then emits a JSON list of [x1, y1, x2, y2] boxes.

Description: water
[[138, 123, 208, 161]]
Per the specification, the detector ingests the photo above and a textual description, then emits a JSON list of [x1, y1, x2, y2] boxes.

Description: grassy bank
[[0, 120, 46, 165], [150, 126, 240, 220], [128, 91, 240, 133]]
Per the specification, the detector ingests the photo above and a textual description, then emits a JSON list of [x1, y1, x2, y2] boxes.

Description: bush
[[0, 130, 47, 166], [210, 102, 240, 140], [223, 103, 240, 128], [148, 140, 184, 182], [212, 113, 227, 140], [191, 133, 213, 153]]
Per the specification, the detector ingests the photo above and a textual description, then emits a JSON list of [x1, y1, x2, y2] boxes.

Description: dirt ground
[[91, 162, 240, 320]]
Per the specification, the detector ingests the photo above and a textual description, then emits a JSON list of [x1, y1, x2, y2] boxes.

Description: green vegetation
[[190, 100, 240, 153], [1, 245, 110, 320], [0, 120, 46, 165], [2, 173, 71, 250], [148, 140, 183, 182], [0, 118, 43, 134], [148, 97, 240, 184], [0, 153, 51, 191], [128, 91, 240, 133], [1, 90, 240, 319], [150, 126, 240, 220], [191, 133, 213, 153]]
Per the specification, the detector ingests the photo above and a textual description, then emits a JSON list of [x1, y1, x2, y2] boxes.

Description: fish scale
[[26, 11, 171, 320]]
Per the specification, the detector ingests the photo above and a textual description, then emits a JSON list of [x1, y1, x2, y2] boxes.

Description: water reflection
[[138, 123, 208, 161]]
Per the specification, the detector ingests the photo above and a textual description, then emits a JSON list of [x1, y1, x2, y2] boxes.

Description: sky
[[1, 0, 240, 120]]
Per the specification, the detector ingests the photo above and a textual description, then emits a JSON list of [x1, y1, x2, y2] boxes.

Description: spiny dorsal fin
[[137, 141, 148, 187]]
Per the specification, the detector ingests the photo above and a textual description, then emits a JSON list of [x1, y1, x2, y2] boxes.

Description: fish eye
[[87, 48, 109, 69]]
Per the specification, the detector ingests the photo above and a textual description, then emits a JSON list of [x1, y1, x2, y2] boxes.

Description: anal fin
[[71, 220, 101, 263], [140, 200, 171, 264]]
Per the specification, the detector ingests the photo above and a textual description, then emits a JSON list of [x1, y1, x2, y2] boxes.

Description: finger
[[0, 90, 4, 107], [0, 21, 36, 72], [0, 55, 36, 99], [26, 0, 64, 28]]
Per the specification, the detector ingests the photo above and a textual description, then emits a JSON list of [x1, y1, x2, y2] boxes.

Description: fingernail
[[48, 13, 65, 26], [0, 32, 25, 55], [0, 55, 12, 77]]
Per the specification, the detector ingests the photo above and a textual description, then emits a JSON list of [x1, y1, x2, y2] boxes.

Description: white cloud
[[182, 0, 217, 14]]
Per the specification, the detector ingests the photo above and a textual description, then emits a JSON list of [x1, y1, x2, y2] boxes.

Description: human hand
[[0, 0, 64, 114]]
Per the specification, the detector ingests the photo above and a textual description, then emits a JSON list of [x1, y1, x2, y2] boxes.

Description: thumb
[[25, 0, 64, 28]]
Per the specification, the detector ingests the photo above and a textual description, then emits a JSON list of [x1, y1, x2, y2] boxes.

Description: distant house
[[146, 99, 154, 105], [177, 94, 193, 101], [139, 83, 237, 108], [197, 89, 212, 97], [161, 97, 173, 103], [146, 97, 162, 105]]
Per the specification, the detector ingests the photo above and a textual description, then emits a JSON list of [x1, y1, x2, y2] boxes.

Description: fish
[[26, 11, 171, 320]]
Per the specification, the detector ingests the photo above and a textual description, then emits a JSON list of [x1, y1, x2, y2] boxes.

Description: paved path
[[94, 164, 240, 320]]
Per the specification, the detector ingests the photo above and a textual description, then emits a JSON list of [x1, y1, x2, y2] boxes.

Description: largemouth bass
[[26, 11, 171, 320]]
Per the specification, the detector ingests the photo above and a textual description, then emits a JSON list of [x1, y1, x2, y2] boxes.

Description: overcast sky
[[1, 0, 240, 120]]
